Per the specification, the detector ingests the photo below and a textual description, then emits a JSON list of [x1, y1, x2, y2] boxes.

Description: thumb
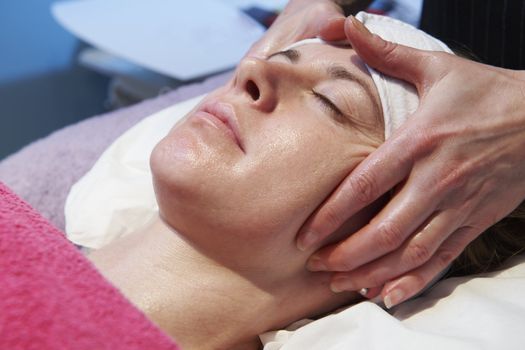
[[318, 15, 346, 42], [345, 15, 441, 90]]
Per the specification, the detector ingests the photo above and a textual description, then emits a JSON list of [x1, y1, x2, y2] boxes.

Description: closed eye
[[312, 90, 345, 121]]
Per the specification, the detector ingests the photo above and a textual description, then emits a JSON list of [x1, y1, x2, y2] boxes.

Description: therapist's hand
[[297, 16, 525, 308], [245, 0, 347, 58]]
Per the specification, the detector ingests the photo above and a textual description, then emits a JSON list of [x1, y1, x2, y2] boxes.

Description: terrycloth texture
[[0, 182, 179, 350], [355, 12, 452, 138], [0, 72, 231, 231], [283, 13, 453, 140]]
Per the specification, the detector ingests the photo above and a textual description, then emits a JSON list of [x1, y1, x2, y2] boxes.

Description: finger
[[307, 172, 441, 272], [296, 130, 415, 251], [318, 16, 346, 42], [380, 226, 478, 309], [358, 286, 382, 300], [345, 15, 446, 92], [326, 209, 463, 291]]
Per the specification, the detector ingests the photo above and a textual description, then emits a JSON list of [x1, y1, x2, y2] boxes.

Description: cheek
[[149, 105, 368, 264], [234, 120, 359, 237]]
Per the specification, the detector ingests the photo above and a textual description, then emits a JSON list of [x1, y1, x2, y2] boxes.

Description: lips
[[199, 101, 244, 152]]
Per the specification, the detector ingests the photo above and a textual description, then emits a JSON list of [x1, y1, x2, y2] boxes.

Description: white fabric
[[355, 12, 452, 138], [261, 256, 525, 349], [284, 13, 453, 139], [65, 95, 204, 248]]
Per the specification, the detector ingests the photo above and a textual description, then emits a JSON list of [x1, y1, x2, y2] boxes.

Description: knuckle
[[330, 247, 356, 271], [435, 248, 457, 269], [375, 221, 405, 252], [409, 273, 428, 291], [405, 242, 432, 267], [350, 172, 378, 206], [322, 206, 345, 231], [413, 128, 440, 156], [423, 51, 449, 68], [437, 162, 470, 193], [379, 40, 400, 65]]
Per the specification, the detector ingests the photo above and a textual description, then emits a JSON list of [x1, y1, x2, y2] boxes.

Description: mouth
[[197, 100, 245, 152]]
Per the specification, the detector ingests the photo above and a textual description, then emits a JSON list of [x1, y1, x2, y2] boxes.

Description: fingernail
[[350, 15, 372, 37], [297, 230, 318, 251], [330, 277, 355, 293], [384, 289, 405, 309], [307, 255, 326, 271]]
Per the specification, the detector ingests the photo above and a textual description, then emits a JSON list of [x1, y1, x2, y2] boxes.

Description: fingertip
[[347, 15, 372, 37], [306, 254, 327, 271], [344, 15, 374, 47], [330, 273, 356, 293], [382, 276, 418, 309], [296, 229, 319, 252], [319, 16, 346, 42], [383, 288, 406, 309], [343, 15, 428, 85]]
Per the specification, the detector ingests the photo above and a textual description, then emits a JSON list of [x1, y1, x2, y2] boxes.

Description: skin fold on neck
[[87, 217, 358, 350]]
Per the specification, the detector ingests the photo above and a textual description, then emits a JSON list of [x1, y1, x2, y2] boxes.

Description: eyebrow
[[267, 49, 300, 63], [268, 49, 371, 94], [268, 49, 380, 122]]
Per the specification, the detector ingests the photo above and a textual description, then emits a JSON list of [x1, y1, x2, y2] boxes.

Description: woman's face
[[151, 43, 383, 274]]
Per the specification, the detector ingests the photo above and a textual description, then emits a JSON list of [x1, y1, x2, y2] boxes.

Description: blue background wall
[[0, 0, 109, 160]]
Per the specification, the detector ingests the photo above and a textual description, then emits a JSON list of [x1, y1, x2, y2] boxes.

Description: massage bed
[[2, 69, 525, 350]]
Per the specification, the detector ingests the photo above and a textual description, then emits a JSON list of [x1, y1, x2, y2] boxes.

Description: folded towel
[[0, 182, 179, 350]]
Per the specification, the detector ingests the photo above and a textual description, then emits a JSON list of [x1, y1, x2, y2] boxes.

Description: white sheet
[[65, 95, 204, 249], [262, 256, 525, 349]]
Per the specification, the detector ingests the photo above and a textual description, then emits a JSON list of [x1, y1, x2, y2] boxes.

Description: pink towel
[[0, 182, 180, 350]]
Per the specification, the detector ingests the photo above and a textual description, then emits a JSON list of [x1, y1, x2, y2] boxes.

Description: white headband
[[285, 12, 453, 139]]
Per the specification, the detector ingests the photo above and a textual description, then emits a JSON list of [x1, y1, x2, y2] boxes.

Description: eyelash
[[312, 90, 345, 121]]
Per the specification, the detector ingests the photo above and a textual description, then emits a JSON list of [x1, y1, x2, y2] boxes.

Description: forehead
[[291, 43, 383, 136], [293, 43, 371, 80]]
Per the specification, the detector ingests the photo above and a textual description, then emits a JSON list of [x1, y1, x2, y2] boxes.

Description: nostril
[[245, 80, 260, 101]]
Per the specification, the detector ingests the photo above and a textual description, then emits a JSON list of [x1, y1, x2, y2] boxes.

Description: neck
[[88, 219, 283, 349], [88, 217, 357, 349]]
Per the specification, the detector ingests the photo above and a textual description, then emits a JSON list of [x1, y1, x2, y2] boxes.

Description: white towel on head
[[285, 12, 453, 139], [355, 12, 452, 138]]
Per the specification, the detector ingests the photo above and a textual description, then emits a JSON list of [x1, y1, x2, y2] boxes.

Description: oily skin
[[151, 43, 383, 279], [91, 43, 385, 350]]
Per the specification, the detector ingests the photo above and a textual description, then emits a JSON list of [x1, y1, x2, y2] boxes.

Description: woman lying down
[[87, 13, 525, 350]]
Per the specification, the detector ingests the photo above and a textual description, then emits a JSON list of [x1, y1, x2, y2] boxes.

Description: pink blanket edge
[[0, 181, 180, 350]]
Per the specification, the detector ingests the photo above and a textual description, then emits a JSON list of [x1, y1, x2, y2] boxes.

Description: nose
[[235, 57, 279, 113]]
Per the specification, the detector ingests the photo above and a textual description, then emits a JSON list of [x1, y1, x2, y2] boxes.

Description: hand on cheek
[[298, 15, 525, 308]]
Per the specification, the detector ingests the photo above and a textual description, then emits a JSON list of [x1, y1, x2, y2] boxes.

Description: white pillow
[[261, 256, 525, 349], [65, 95, 204, 249]]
